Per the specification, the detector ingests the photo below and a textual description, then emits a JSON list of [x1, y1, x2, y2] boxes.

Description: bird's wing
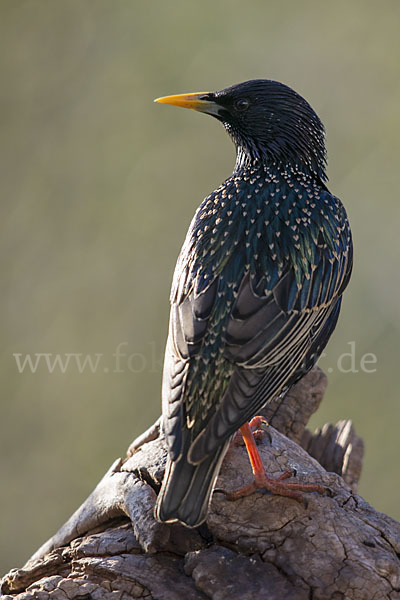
[[188, 231, 353, 463], [163, 202, 353, 464], [161, 271, 220, 460]]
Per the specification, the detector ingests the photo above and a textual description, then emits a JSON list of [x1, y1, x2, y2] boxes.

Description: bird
[[153, 79, 353, 528]]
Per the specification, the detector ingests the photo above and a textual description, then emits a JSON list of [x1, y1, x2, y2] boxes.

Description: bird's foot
[[217, 469, 325, 504], [219, 421, 325, 504], [231, 416, 270, 447]]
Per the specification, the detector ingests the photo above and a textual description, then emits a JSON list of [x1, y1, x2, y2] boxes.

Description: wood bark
[[2, 367, 400, 600]]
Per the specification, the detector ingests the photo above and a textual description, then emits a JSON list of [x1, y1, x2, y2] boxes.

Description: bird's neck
[[234, 145, 254, 171], [234, 145, 326, 184]]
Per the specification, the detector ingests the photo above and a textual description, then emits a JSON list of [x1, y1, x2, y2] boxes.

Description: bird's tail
[[155, 439, 230, 528]]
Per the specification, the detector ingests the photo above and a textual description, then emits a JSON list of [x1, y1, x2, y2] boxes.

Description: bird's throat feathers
[[228, 123, 328, 183]]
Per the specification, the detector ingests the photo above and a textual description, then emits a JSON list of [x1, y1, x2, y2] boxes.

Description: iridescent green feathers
[[166, 162, 352, 457], [155, 79, 353, 527], [172, 164, 351, 310]]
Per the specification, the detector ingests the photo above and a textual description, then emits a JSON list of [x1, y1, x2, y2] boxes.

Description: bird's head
[[155, 79, 327, 180]]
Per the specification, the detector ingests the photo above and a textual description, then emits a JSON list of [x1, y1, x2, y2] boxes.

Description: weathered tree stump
[[2, 367, 400, 600]]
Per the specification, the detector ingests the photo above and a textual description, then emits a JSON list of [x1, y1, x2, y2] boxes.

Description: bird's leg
[[231, 416, 270, 447], [222, 422, 325, 502]]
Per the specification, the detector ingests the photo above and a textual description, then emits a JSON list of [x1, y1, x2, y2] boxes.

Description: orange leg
[[231, 416, 269, 446], [223, 421, 325, 502]]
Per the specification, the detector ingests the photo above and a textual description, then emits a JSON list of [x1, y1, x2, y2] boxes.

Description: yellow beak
[[154, 91, 221, 117]]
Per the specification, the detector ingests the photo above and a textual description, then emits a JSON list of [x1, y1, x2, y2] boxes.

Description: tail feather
[[155, 440, 229, 528]]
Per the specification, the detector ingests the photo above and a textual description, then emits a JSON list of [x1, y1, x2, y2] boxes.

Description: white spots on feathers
[[182, 164, 349, 306]]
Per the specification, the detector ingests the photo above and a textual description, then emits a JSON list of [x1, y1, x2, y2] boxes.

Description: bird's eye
[[235, 99, 250, 111]]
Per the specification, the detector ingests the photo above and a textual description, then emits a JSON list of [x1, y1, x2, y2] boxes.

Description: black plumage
[[154, 80, 353, 527]]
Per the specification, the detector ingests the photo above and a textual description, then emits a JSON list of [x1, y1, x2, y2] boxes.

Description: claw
[[251, 416, 272, 444], [221, 472, 325, 504], [231, 416, 271, 448], [276, 469, 296, 482], [249, 416, 269, 430], [225, 421, 326, 505]]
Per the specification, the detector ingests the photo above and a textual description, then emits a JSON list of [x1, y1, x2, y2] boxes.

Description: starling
[[154, 80, 353, 527]]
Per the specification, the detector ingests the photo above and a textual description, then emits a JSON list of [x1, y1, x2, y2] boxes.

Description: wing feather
[[162, 190, 353, 467]]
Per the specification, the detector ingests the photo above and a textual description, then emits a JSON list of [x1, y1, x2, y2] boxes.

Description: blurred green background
[[1, 0, 400, 574]]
